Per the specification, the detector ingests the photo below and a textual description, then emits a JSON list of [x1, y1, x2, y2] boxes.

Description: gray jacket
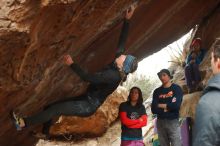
[[193, 74, 220, 146]]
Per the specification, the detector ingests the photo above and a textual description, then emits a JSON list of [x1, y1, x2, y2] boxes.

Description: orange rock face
[[49, 87, 128, 137], [0, 0, 220, 145]]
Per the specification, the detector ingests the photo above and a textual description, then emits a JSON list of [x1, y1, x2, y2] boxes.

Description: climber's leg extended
[[12, 96, 100, 130], [24, 96, 100, 126]]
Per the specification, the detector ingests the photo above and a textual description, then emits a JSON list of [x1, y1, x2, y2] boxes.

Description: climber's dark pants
[[184, 63, 201, 90], [24, 96, 101, 128]]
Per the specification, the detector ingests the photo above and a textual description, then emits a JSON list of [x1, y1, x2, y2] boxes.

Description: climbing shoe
[[11, 111, 24, 131]]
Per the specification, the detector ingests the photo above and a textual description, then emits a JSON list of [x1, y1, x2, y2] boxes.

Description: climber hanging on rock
[[11, 5, 138, 138]]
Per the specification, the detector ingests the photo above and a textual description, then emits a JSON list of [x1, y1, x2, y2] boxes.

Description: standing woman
[[12, 5, 138, 134], [119, 87, 147, 146]]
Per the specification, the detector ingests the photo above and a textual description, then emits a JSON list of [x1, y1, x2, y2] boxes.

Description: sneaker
[[11, 111, 23, 131]]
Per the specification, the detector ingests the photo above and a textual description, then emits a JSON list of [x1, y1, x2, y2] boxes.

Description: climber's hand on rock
[[125, 4, 136, 19], [63, 54, 74, 65]]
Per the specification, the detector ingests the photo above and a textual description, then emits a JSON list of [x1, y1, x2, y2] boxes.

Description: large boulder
[[49, 87, 128, 137], [180, 92, 202, 121]]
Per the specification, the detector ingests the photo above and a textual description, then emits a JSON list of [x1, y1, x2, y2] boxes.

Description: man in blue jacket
[[193, 43, 220, 146], [151, 69, 183, 146]]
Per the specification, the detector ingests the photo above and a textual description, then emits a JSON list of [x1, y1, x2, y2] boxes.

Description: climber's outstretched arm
[[116, 5, 136, 57]]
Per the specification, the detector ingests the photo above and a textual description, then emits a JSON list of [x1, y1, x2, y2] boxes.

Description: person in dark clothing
[[193, 42, 220, 146], [184, 38, 206, 93], [12, 6, 138, 134], [119, 87, 147, 146], [151, 69, 183, 146]]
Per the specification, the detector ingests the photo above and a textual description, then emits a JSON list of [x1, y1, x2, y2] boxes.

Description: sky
[[136, 30, 192, 78]]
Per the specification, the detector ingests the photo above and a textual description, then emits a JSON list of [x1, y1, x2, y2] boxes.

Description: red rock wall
[[0, 0, 220, 146]]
